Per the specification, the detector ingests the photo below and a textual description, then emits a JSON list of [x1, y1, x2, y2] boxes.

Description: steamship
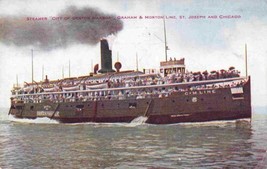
[[8, 38, 252, 124]]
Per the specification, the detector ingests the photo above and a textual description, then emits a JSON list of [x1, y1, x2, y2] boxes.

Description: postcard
[[0, 0, 267, 168]]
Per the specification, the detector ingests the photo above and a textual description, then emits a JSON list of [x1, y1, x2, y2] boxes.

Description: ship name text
[[184, 90, 216, 96]]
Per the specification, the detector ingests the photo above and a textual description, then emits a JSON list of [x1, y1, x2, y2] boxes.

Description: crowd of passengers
[[109, 68, 240, 88], [15, 67, 241, 96], [168, 69, 240, 83], [14, 79, 246, 103]]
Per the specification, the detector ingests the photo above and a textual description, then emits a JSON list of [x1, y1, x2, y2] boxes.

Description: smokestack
[[98, 39, 115, 73]]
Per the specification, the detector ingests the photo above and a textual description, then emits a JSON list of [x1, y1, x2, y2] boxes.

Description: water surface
[[0, 108, 267, 168]]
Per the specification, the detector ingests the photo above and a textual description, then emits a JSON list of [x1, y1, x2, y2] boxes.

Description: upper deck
[[160, 58, 186, 76], [11, 77, 248, 105], [160, 58, 185, 67]]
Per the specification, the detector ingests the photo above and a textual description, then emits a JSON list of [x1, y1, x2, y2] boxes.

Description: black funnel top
[[98, 39, 115, 73]]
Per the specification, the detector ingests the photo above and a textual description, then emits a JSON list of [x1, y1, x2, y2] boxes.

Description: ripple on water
[[0, 112, 267, 168]]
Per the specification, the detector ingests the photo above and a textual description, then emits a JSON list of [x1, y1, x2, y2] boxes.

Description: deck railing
[[11, 77, 247, 104]]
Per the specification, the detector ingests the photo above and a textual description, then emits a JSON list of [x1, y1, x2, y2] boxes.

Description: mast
[[31, 49, 34, 83], [42, 65, 44, 81], [117, 51, 119, 62], [62, 66, 64, 78], [91, 59, 93, 73], [136, 52, 139, 71], [68, 59, 71, 78], [16, 74, 18, 87], [245, 44, 248, 78], [163, 16, 168, 61]]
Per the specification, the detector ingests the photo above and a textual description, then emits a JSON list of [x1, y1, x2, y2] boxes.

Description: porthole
[[129, 103, 137, 108], [76, 105, 84, 109]]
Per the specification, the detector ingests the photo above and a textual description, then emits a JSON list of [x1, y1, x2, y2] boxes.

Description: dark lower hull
[[10, 109, 251, 124]]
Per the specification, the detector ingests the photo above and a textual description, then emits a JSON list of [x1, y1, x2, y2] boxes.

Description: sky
[[0, 0, 267, 108]]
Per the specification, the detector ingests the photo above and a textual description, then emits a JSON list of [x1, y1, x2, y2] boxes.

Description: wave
[[165, 118, 251, 128], [8, 116, 58, 124]]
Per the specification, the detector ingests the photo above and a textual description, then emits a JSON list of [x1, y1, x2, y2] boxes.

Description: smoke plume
[[0, 6, 123, 50]]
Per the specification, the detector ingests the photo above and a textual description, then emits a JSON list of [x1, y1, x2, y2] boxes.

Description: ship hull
[[9, 105, 251, 124], [42, 110, 251, 124], [9, 77, 252, 124]]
